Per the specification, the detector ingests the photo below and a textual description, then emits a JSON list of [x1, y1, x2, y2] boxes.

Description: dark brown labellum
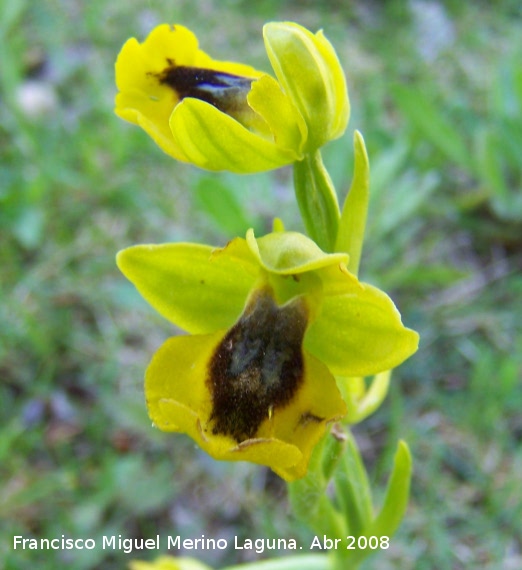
[[156, 61, 253, 116], [208, 289, 308, 442]]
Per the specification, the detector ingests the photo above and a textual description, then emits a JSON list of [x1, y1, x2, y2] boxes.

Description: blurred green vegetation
[[1, 0, 521, 569]]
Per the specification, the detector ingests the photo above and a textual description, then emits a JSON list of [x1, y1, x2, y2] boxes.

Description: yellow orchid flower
[[117, 230, 418, 481], [114, 22, 348, 173], [129, 556, 211, 570]]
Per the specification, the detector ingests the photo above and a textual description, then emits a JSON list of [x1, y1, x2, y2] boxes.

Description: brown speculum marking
[[156, 61, 253, 116], [208, 289, 308, 443]]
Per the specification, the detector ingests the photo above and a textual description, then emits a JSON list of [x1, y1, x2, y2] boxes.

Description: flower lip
[[208, 287, 309, 443], [145, 319, 346, 481], [155, 59, 254, 117]]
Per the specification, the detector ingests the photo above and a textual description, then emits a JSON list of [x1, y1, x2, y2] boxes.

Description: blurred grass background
[[1, 0, 521, 568]]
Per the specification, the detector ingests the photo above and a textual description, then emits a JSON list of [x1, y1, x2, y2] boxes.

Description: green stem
[[293, 150, 340, 252], [288, 434, 347, 540]]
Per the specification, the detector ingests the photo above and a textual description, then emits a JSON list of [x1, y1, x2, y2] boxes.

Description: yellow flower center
[[207, 288, 309, 442]]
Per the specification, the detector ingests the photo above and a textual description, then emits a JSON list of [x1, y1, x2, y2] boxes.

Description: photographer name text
[[13, 534, 389, 554]]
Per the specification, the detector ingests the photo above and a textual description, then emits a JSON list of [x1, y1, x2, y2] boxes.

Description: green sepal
[[117, 232, 418, 379], [353, 371, 391, 423], [116, 240, 257, 334], [305, 280, 419, 377]]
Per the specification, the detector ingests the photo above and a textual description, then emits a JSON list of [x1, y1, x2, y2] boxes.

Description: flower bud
[[264, 22, 350, 151]]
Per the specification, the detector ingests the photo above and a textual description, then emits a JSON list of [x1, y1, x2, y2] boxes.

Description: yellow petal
[[247, 75, 307, 154], [169, 98, 301, 172], [115, 91, 189, 162]]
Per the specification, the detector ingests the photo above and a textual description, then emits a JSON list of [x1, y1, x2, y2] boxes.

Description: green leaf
[[370, 439, 412, 538], [370, 170, 437, 238], [345, 440, 412, 567], [383, 263, 468, 289], [335, 130, 369, 276], [491, 60, 522, 119]]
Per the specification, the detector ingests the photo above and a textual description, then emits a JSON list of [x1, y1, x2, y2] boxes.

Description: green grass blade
[[392, 85, 472, 171]]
